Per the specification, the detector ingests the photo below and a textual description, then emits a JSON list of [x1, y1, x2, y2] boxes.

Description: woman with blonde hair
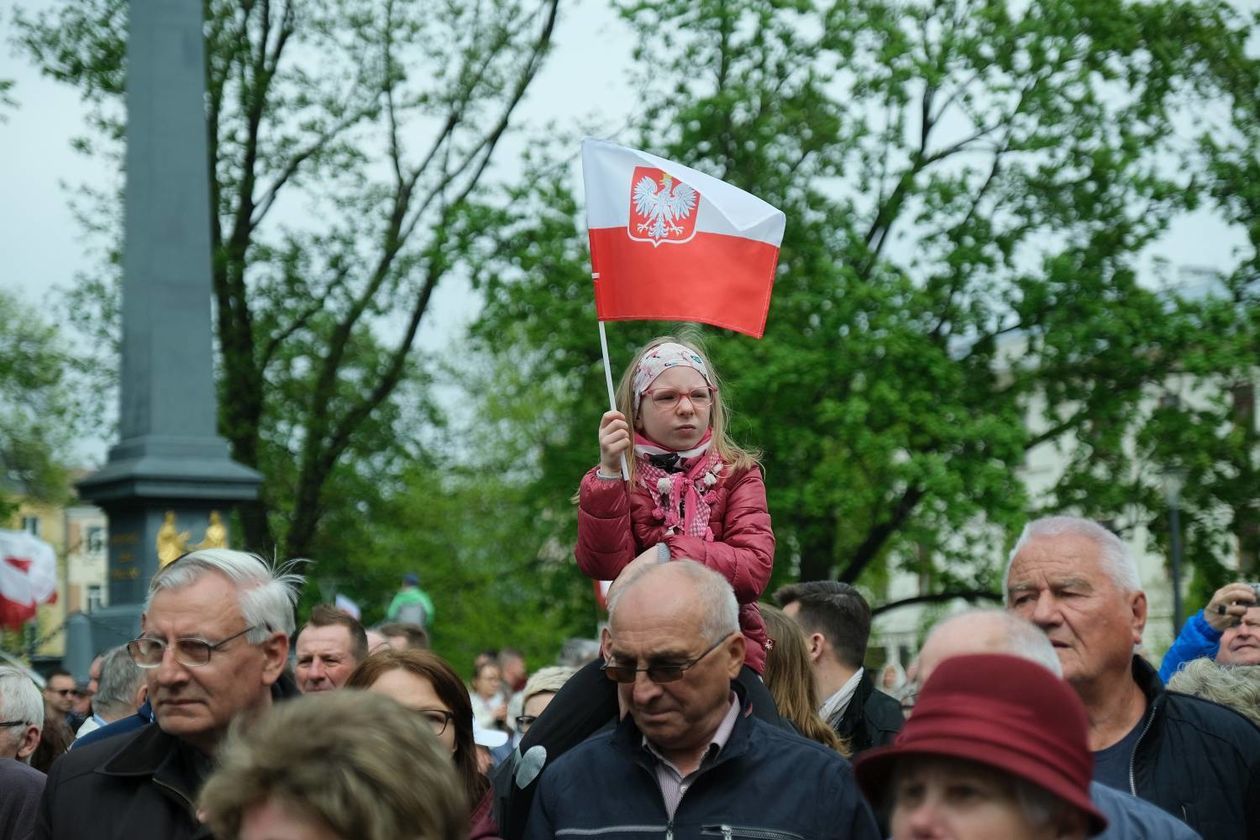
[[199, 690, 466, 840], [762, 603, 850, 755]]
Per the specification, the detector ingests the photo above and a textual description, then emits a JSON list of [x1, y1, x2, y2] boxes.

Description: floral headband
[[631, 343, 711, 412]]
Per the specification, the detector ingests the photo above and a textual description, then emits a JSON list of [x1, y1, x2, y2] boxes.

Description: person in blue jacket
[[1158, 581, 1257, 682]]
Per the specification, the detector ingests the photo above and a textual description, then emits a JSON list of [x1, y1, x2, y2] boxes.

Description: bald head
[[918, 610, 1061, 683], [608, 560, 739, 644]]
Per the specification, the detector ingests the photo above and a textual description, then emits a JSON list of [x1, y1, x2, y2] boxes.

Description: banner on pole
[[0, 530, 58, 629], [582, 138, 786, 338]]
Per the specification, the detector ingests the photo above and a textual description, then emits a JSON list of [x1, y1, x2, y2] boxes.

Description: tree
[[15, 0, 560, 560], [465, 0, 1259, 596], [0, 290, 82, 518], [310, 459, 598, 670]]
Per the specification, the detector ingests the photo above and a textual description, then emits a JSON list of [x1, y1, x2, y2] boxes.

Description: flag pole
[[596, 310, 630, 481]]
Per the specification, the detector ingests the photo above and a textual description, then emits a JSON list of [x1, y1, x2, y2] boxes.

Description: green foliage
[[296, 460, 596, 670], [0, 290, 81, 517], [466, 0, 1259, 599]]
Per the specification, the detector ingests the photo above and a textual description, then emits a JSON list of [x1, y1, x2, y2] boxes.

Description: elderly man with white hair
[[0, 666, 46, 838], [34, 549, 303, 840], [1005, 516, 1260, 837]]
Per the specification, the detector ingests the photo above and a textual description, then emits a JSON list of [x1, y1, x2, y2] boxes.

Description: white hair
[[146, 549, 304, 641], [0, 666, 44, 748], [1005, 516, 1140, 595], [608, 559, 739, 643], [929, 610, 1063, 677]]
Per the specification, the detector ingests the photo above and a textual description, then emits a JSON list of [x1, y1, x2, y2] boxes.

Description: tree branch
[[839, 485, 926, 583], [872, 589, 1001, 616]]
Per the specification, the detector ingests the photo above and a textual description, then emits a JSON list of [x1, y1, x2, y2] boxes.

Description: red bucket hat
[[853, 653, 1107, 835]]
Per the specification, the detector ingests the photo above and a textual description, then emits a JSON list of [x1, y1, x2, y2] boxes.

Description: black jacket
[[34, 722, 213, 840], [833, 669, 904, 755], [35, 674, 300, 840], [525, 692, 880, 840], [1127, 656, 1260, 838]]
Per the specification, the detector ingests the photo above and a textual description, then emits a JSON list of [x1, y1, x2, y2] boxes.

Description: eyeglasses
[[515, 714, 538, 733], [416, 708, 455, 736], [642, 386, 717, 410], [602, 632, 734, 684], [46, 688, 82, 698], [0, 720, 29, 728], [127, 625, 260, 668]]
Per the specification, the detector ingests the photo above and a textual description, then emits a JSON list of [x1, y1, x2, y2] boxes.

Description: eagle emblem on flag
[[628, 166, 699, 246]]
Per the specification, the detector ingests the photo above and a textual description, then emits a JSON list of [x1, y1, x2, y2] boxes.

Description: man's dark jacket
[[833, 669, 904, 755], [1126, 656, 1260, 838], [524, 694, 880, 840], [34, 723, 213, 840], [34, 674, 299, 840]]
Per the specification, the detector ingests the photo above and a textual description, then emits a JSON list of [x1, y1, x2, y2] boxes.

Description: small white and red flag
[[0, 529, 58, 629], [582, 138, 786, 338]]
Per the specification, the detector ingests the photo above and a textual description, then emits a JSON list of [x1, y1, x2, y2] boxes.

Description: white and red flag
[[582, 138, 786, 338], [0, 529, 58, 629]]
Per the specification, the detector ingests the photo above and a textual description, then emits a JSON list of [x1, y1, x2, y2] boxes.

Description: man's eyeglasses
[[602, 632, 734, 684], [416, 709, 455, 736], [642, 386, 717, 410], [0, 719, 29, 728], [127, 625, 260, 668]]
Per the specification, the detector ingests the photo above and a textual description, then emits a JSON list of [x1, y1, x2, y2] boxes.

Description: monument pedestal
[[72, 438, 260, 666]]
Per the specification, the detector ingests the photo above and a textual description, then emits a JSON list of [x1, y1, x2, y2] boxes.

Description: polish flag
[[582, 139, 786, 338], [0, 530, 58, 629]]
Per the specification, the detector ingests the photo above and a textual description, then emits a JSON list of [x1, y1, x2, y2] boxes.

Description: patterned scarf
[[634, 431, 723, 539]]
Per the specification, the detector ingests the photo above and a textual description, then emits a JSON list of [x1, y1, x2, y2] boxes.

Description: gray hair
[[1005, 516, 1140, 595], [608, 559, 739, 643], [93, 645, 146, 719], [557, 638, 601, 668], [928, 610, 1064, 678], [146, 549, 304, 641], [1167, 660, 1260, 727], [0, 666, 44, 749]]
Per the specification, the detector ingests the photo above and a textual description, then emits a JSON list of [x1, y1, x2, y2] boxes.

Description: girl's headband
[[631, 343, 711, 412]]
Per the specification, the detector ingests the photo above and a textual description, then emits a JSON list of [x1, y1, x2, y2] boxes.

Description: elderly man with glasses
[[1, 666, 46, 839], [34, 549, 302, 840], [524, 560, 879, 840]]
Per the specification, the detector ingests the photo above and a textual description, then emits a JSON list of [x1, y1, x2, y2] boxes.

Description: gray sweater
[[0, 758, 45, 840]]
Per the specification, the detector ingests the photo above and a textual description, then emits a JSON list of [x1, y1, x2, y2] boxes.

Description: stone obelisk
[[70, 0, 261, 665]]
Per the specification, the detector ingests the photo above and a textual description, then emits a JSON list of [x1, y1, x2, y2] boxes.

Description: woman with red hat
[[854, 653, 1108, 839]]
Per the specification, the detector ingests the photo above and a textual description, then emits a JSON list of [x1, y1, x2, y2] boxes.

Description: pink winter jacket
[[575, 464, 775, 674]]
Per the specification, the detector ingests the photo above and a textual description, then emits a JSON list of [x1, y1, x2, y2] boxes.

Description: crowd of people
[[1, 335, 1258, 839]]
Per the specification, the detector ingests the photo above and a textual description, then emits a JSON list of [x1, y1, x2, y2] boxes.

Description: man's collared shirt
[[643, 695, 740, 819], [820, 666, 864, 727]]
